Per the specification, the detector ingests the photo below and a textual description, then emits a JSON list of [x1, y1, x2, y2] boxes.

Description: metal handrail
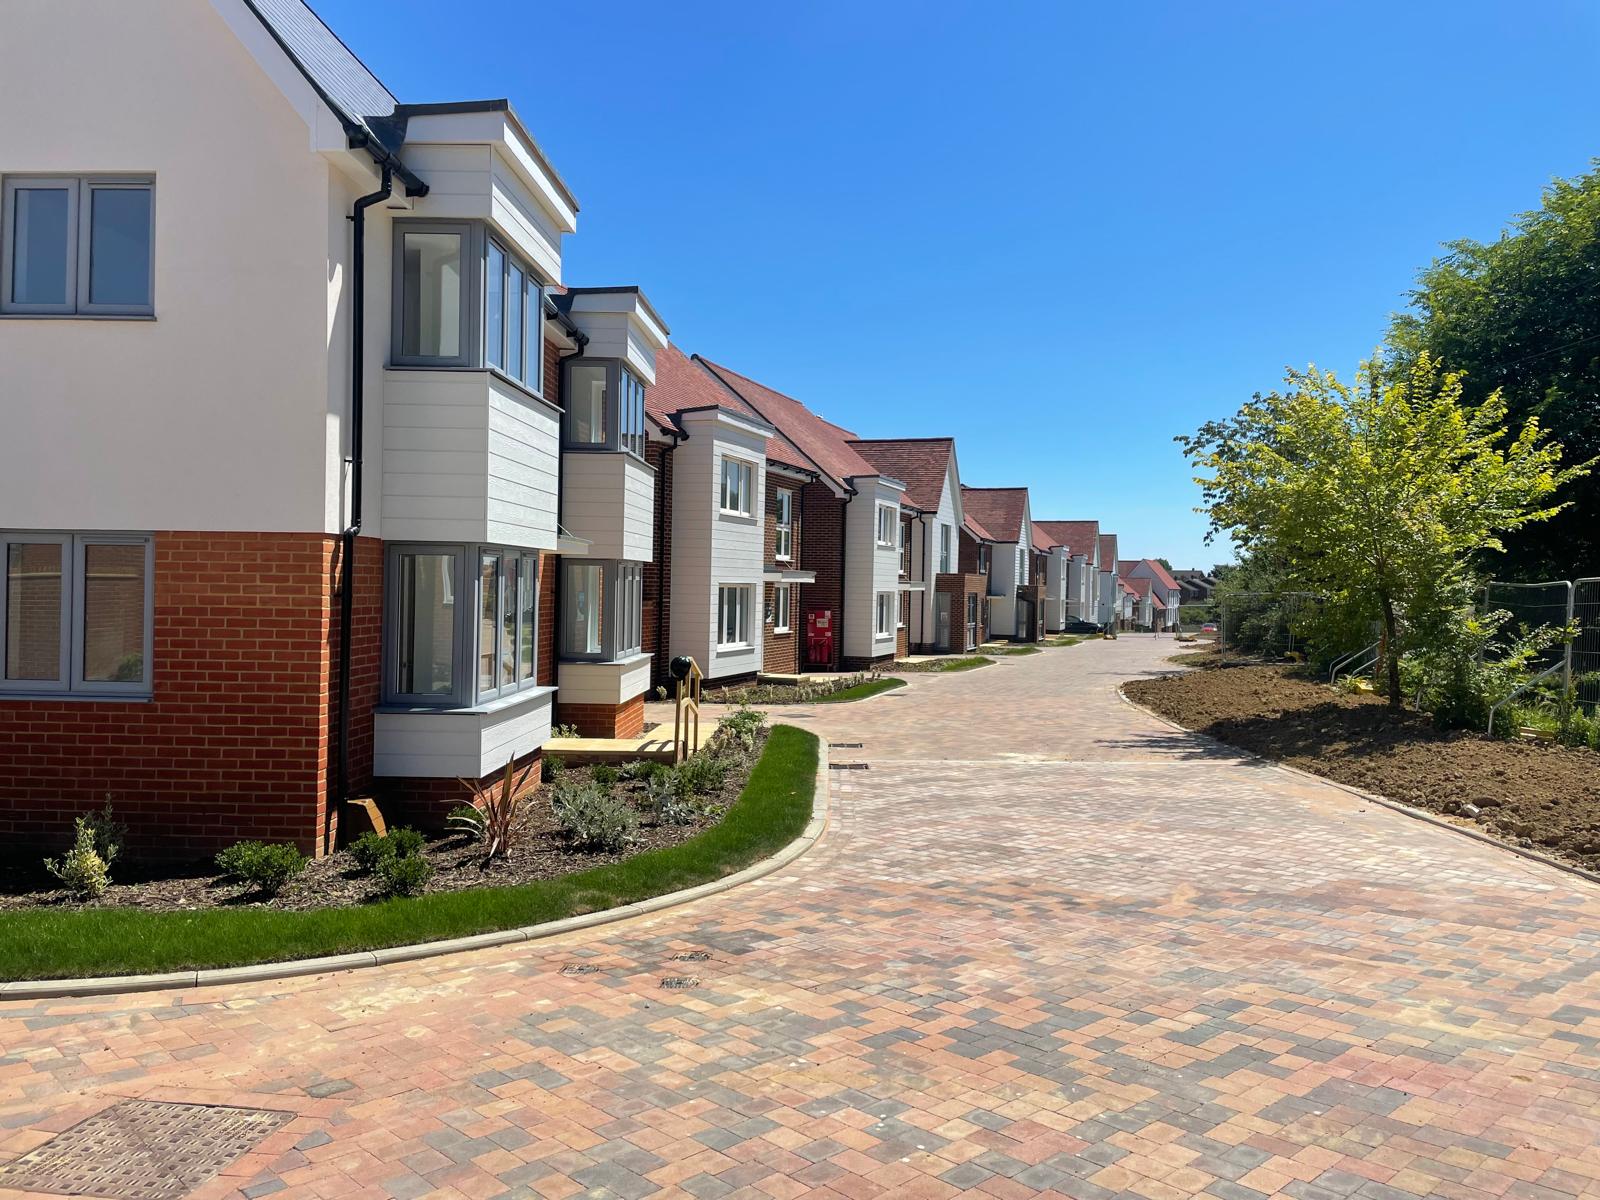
[[1330, 641, 1380, 685], [672, 658, 703, 764], [1487, 660, 1564, 737]]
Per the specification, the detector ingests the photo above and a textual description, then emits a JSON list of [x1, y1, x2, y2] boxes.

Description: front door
[[934, 593, 951, 653], [1016, 598, 1034, 641]]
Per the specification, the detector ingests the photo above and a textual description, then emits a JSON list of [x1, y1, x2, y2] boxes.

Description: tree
[[1389, 164, 1600, 578], [1179, 355, 1587, 704], [1156, 557, 1174, 571]]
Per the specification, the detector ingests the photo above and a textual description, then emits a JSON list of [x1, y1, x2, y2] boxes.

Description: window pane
[[11, 187, 71, 305], [81, 543, 146, 682], [519, 556, 536, 681], [567, 363, 607, 445], [401, 231, 462, 358], [397, 552, 455, 695], [485, 243, 505, 370], [500, 555, 518, 688], [88, 187, 152, 306], [563, 563, 602, 655], [507, 264, 524, 381], [5, 543, 62, 681], [479, 555, 500, 693]]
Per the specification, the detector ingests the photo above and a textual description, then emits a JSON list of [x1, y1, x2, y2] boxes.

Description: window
[[561, 360, 648, 457], [619, 367, 646, 458], [721, 458, 754, 516], [772, 583, 792, 633], [566, 362, 608, 446], [899, 520, 911, 577], [1017, 546, 1028, 585], [977, 544, 991, 575], [875, 503, 896, 548], [897, 591, 908, 629], [560, 560, 643, 660], [484, 235, 544, 392], [875, 592, 893, 638], [385, 544, 539, 706], [1, 533, 152, 695], [395, 222, 469, 364], [939, 524, 952, 574], [774, 489, 794, 561], [3, 176, 154, 315], [718, 585, 752, 647]]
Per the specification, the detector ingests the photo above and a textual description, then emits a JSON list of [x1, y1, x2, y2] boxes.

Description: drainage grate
[[561, 964, 601, 976], [660, 976, 701, 990], [829, 742, 863, 749], [829, 762, 870, 770], [670, 951, 711, 962], [0, 1100, 291, 1200]]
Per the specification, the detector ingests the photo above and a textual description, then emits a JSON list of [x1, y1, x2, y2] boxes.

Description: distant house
[[1035, 520, 1101, 625], [961, 488, 1044, 642], [1120, 559, 1182, 630], [1097, 533, 1121, 626], [1173, 568, 1217, 605]]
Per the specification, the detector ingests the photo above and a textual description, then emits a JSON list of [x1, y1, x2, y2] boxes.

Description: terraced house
[[961, 488, 1045, 642], [0, 0, 673, 856]]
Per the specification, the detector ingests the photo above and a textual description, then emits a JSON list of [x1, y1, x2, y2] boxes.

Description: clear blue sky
[[316, 0, 1600, 570]]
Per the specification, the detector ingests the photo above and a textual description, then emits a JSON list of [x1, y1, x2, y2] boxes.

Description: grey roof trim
[[557, 286, 671, 336]]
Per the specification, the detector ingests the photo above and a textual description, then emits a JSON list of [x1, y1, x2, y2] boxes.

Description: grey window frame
[[484, 232, 545, 395], [560, 358, 647, 459], [559, 559, 644, 661], [391, 219, 480, 368], [383, 542, 539, 707], [0, 531, 153, 697], [2, 175, 155, 316]]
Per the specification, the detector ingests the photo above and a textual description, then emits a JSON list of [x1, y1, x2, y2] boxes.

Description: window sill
[[716, 642, 755, 652], [378, 685, 555, 717], [718, 509, 756, 521], [0, 312, 155, 321], [0, 690, 152, 704]]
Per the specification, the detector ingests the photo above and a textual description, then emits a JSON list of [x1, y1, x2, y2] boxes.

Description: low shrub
[[550, 723, 582, 739], [446, 803, 484, 841], [721, 706, 766, 754], [350, 827, 427, 873], [45, 818, 112, 900], [591, 763, 620, 786], [375, 851, 433, 898], [82, 799, 127, 868], [215, 841, 307, 898], [551, 780, 638, 851], [647, 769, 700, 826], [675, 752, 730, 797], [542, 755, 566, 783], [617, 759, 659, 782]]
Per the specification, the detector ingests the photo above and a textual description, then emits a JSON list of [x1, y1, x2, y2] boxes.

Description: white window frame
[[875, 591, 893, 638], [898, 519, 911, 576], [939, 523, 952, 574], [2, 175, 156, 316], [0, 532, 153, 697], [774, 488, 793, 561], [772, 583, 792, 633], [718, 584, 753, 648], [876, 503, 897, 548], [897, 590, 907, 629], [721, 458, 754, 517]]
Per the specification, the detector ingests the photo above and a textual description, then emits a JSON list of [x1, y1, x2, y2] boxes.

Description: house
[[846, 439, 982, 655], [1120, 559, 1182, 630], [1173, 568, 1217, 605], [1117, 580, 1140, 629], [696, 360, 908, 671], [0, 0, 672, 855], [1028, 526, 1077, 633], [1122, 576, 1157, 630], [1036, 521, 1101, 623], [958, 516, 997, 649], [1097, 534, 1122, 627], [960, 488, 1045, 642]]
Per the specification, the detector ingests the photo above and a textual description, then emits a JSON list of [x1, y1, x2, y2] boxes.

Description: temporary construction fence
[[1478, 576, 1600, 728], [1216, 591, 1323, 661]]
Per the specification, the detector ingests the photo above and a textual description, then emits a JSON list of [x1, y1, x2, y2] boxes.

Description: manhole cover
[[659, 976, 700, 990], [0, 1100, 291, 1200], [670, 951, 711, 962], [560, 964, 601, 976]]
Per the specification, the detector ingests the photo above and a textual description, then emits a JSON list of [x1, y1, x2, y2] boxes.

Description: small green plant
[[542, 754, 566, 783], [457, 759, 536, 863], [215, 841, 307, 898], [45, 818, 112, 900], [375, 851, 433, 897], [675, 752, 730, 797], [349, 827, 426, 872], [721, 705, 766, 754], [551, 723, 582, 739], [446, 803, 484, 841], [647, 769, 700, 825], [591, 763, 620, 786], [387, 827, 425, 858], [82, 798, 127, 867], [617, 759, 656, 781], [551, 780, 638, 851]]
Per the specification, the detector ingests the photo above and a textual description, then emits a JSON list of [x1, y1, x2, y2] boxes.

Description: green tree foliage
[[1180, 355, 1587, 704], [1389, 165, 1600, 577]]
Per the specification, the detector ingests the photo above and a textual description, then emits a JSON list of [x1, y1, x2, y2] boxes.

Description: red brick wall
[[379, 748, 542, 832], [798, 483, 844, 670], [0, 531, 376, 860], [644, 438, 675, 689], [556, 694, 644, 740], [935, 573, 989, 652], [763, 474, 802, 674]]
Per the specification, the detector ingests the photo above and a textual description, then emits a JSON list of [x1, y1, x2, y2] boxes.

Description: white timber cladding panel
[[398, 143, 564, 285], [844, 478, 907, 660], [0, 0, 344, 533], [382, 369, 559, 548], [561, 452, 655, 561], [557, 654, 652, 705], [918, 462, 960, 641], [373, 689, 554, 778], [669, 411, 768, 680]]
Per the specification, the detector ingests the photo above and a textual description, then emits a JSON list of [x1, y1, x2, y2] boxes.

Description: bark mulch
[[2, 731, 763, 913], [1125, 663, 1600, 873]]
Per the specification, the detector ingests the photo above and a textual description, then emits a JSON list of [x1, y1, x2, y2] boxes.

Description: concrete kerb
[[1, 739, 834, 1002], [1115, 684, 1600, 890]]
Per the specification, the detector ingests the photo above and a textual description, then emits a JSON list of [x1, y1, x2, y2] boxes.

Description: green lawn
[[933, 656, 992, 672], [988, 645, 1043, 656], [0, 726, 820, 982], [812, 677, 906, 703]]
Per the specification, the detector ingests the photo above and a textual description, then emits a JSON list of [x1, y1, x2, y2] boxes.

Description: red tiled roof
[[1124, 576, 1153, 598], [696, 358, 880, 486], [847, 438, 954, 512], [1098, 533, 1118, 567], [962, 514, 997, 542], [1034, 520, 1099, 557], [648, 347, 813, 473], [960, 488, 1028, 546], [1117, 557, 1181, 592], [1031, 527, 1055, 552], [1151, 593, 1167, 610]]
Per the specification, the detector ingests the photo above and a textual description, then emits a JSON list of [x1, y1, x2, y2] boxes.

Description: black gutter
[[335, 164, 393, 809]]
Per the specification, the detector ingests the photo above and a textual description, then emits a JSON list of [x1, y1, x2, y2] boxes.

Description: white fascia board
[[401, 111, 577, 233], [677, 405, 775, 442], [209, 0, 350, 154]]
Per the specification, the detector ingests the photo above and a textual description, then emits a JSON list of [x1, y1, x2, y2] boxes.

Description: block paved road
[[4, 636, 1600, 1200]]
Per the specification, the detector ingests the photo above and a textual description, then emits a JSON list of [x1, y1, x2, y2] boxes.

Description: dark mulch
[[2, 732, 763, 914], [1126, 664, 1600, 872]]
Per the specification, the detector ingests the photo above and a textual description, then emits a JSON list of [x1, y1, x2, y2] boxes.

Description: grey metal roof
[[244, 0, 400, 149]]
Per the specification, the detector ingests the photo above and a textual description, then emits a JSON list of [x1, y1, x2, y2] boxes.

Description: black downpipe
[[336, 165, 393, 807], [550, 331, 589, 682], [654, 432, 683, 686]]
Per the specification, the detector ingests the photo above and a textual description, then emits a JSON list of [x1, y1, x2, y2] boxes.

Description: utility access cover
[[0, 1099, 291, 1200]]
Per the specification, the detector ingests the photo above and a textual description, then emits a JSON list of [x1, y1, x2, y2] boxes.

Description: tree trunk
[[1379, 593, 1402, 707]]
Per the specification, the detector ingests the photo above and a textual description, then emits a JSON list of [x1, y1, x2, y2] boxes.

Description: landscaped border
[[0, 726, 827, 997], [1116, 685, 1600, 890], [812, 677, 905, 703]]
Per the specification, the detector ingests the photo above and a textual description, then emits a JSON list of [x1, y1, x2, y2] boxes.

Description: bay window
[[561, 358, 647, 458], [876, 503, 896, 548], [774, 489, 793, 560], [560, 560, 644, 660], [1, 533, 152, 696], [2, 175, 155, 316], [721, 458, 754, 516], [385, 544, 539, 706], [718, 585, 752, 648]]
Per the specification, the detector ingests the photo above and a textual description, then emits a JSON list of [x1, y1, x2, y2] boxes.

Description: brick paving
[[5, 635, 1600, 1200]]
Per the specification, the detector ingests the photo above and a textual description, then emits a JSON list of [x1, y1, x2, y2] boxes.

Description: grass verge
[[891, 656, 993, 674], [812, 677, 906, 703], [988, 645, 1042, 656], [0, 726, 820, 982]]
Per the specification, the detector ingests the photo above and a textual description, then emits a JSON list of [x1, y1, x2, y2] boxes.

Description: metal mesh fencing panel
[[1218, 592, 1322, 661], [1574, 578, 1600, 715], [1482, 580, 1573, 674]]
